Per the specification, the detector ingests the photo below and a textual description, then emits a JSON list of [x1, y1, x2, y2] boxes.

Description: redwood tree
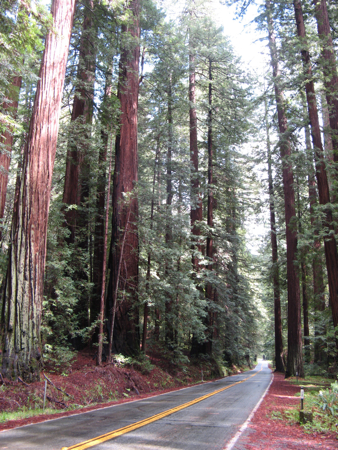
[[266, 0, 303, 378], [107, 0, 140, 355], [313, 0, 338, 163], [1, 0, 75, 381], [293, 0, 338, 332], [189, 21, 203, 271], [0, 76, 21, 240], [62, 0, 96, 244], [265, 98, 284, 372]]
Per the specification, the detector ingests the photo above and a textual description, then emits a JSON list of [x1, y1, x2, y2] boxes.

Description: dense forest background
[[1, 0, 338, 382]]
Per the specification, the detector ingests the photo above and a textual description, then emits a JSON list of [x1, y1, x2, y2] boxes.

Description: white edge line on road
[[0, 367, 260, 434], [224, 370, 274, 450]]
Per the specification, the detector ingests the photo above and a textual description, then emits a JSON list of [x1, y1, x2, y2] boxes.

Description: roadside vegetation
[[269, 374, 338, 438]]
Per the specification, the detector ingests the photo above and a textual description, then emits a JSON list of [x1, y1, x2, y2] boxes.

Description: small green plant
[[316, 382, 338, 416], [43, 344, 76, 369], [113, 354, 133, 367]]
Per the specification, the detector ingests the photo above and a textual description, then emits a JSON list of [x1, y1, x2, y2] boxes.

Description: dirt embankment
[[0, 347, 225, 431]]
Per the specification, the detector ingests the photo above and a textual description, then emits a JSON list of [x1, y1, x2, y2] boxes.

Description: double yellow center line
[[61, 368, 262, 450]]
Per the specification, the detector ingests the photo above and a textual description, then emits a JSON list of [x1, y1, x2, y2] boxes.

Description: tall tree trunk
[[62, 0, 95, 243], [313, 0, 338, 163], [293, 0, 338, 332], [189, 30, 202, 271], [265, 98, 284, 372], [306, 112, 326, 363], [0, 76, 22, 240], [321, 95, 334, 162], [108, 0, 140, 355], [142, 137, 160, 353], [266, 0, 303, 378], [297, 175, 310, 363], [205, 58, 214, 355], [97, 138, 113, 366], [92, 68, 112, 324], [165, 74, 174, 347], [0, 0, 75, 381]]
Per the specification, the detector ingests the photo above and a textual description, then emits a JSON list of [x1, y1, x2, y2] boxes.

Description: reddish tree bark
[[62, 0, 95, 243], [205, 58, 214, 355], [266, 99, 284, 373], [108, 0, 140, 355], [266, 0, 303, 377], [189, 33, 202, 270], [0, 76, 22, 240], [305, 125, 326, 362], [165, 74, 174, 347], [313, 0, 338, 162], [0, 0, 75, 381], [293, 0, 338, 332]]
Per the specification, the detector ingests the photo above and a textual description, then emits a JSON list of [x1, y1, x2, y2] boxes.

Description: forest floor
[[236, 371, 338, 449], [0, 352, 337, 449]]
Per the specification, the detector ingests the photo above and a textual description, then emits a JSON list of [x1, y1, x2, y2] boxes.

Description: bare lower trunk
[[305, 106, 326, 363], [165, 75, 174, 347], [108, 0, 140, 355], [142, 139, 159, 353], [0, 76, 22, 240], [205, 59, 214, 355], [266, 0, 303, 377], [1, 0, 75, 381], [266, 98, 284, 372], [97, 142, 113, 365], [189, 39, 202, 270], [93, 70, 112, 324]]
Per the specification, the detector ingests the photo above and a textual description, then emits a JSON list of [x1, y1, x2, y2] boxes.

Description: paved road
[[0, 361, 271, 450]]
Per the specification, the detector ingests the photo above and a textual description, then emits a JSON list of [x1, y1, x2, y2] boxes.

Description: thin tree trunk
[[165, 74, 174, 347], [297, 170, 310, 363], [293, 0, 338, 332], [313, 0, 338, 163], [142, 138, 160, 353], [108, 208, 131, 361], [205, 58, 214, 355], [0, 76, 22, 240], [265, 97, 284, 372], [321, 95, 334, 162], [108, 0, 140, 355], [1, 0, 75, 381], [97, 139, 113, 366], [92, 67, 113, 324], [266, 0, 303, 378], [189, 28, 202, 271]]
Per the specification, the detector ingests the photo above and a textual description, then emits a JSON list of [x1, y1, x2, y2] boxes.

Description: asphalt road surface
[[0, 360, 271, 450]]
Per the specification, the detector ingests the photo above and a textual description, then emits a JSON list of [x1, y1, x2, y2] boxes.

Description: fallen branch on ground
[[43, 373, 71, 397], [18, 377, 29, 387]]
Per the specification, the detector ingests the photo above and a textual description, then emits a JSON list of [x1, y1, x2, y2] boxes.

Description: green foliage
[[316, 382, 338, 417], [43, 344, 77, 371]]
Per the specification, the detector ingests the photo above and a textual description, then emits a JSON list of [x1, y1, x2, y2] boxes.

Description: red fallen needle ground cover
[[237, 372, 338, 450]]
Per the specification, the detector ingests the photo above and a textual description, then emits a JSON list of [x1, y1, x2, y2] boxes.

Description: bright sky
[[215, 2, 268, 73]]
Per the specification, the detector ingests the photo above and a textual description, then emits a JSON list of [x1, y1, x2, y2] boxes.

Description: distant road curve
[[0, 360, 271, 450]]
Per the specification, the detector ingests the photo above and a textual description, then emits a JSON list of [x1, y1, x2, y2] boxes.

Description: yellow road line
[[61, 368, 262, 450]]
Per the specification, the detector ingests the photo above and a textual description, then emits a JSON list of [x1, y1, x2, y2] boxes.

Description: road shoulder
[[232, 372, 338, 450]]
